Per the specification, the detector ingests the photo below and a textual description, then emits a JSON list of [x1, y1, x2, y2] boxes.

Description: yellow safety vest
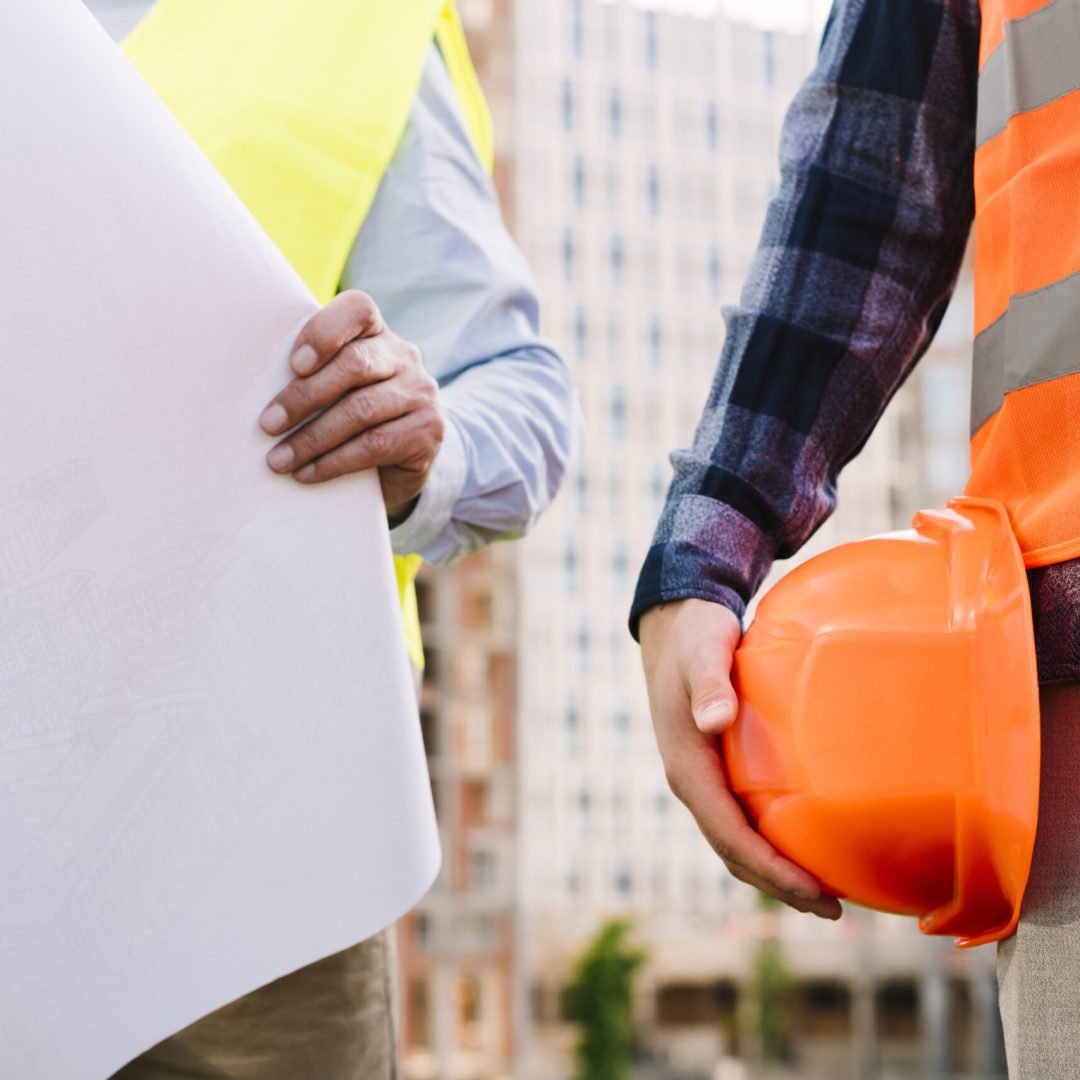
[[124, 0, 494, 670]]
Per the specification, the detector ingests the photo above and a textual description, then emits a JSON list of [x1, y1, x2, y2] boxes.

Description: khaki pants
[[999, 682, 1080, 1079], [111, 930, 400, 1080]]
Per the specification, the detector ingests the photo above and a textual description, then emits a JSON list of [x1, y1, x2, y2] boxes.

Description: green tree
[[562, 920, 647, 1080], [741, 896, 794, 1064]]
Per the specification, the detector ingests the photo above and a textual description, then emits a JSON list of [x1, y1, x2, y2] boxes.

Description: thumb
[[689, 673, 738, 735]]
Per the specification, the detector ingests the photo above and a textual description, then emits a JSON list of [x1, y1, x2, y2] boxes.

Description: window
[[654, 787, 669, 823], [572, 305, 587, 360], [571, 154, 586, 208], [614, 861, 633, 898], [608, 86, 623, 137], [415, 913, 433, 948], [561, 78, 575, 131], [647, 313, 663, 367], [649, 464, 667, 515], [563, 535, 579, 592], [612, 539, 628, 594], [419, 708, 438, 757], [612, 703, 631, 752], [762, 30, 775, 88], [562, 228, 576, 281], [609, 233, 625, 286], [705, 101, 718, 151], [576, 617, 591, 671], [469, 848, 497, 893], [646, 164, 660, 216], [575, 467, 589, 513], [610, 384, 627, 440], [708, 247, 722, 299], [570, 0, 584, 57], [889, 485, 905, 526], [644, 10, 659, 69], [564, 696, 580, 752]]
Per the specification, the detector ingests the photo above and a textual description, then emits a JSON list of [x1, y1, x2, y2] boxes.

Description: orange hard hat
[[724, 497, 1039, 947]]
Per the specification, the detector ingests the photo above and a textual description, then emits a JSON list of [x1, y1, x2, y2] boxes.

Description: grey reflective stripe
[[971, 267, 1080, 433], [977, 0, 1080, 148]]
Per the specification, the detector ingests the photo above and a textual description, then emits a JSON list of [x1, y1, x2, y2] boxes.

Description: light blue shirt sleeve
[[341, 45, 580, 566]]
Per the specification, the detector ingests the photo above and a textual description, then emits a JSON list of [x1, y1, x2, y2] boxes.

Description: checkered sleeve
[[630, 0, 981, 637]]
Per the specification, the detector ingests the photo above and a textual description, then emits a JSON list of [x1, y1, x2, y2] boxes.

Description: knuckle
[[342, 341, 371, 379], [362, 427, 392, 460], [342, 289, 377, 322], [347, 290, 385, 335], [402, 340, 423, 369], [343, 390, 375, 428], [418, 369, 439, 399]]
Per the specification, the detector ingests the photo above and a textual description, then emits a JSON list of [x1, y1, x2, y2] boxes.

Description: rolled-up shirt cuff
[[629, 495, 776, 641], [389, 415, 467, 559]]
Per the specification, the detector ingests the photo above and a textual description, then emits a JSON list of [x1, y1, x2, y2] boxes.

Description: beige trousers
[[998, 682, 1080, 1079], [111, 930, 400, 1080]]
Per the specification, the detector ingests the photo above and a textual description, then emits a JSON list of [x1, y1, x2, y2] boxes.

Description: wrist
[[386, 496, 420, 527]]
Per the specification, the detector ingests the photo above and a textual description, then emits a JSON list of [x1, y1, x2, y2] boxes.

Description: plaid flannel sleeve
[[630, 0, 981, 638]]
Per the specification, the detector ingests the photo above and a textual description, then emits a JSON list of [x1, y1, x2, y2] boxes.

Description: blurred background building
[[87, 1, 1001, 1077]]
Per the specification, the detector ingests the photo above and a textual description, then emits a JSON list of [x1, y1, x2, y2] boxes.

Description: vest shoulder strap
[[124, 0, 445, 304]]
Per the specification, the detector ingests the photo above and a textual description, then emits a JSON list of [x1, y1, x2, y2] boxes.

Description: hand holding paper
[[259, 290, 445, 517]]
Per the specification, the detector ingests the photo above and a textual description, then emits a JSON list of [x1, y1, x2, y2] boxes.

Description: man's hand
[[259, 290, 444, 519], [640, 599, 841, 919]]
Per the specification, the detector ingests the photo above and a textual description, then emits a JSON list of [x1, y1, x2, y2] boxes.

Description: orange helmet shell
[[724, 497, 1040, 947]]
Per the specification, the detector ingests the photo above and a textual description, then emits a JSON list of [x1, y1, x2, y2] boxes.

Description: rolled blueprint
[[0, 2, 440, 1076]]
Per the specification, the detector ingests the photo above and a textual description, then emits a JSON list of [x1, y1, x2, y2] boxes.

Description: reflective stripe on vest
[[968, 0, 1080, 568], [124, 0, 494, 668]]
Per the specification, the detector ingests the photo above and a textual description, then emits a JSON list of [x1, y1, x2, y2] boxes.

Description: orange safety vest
[[967, 0, 1080, 567]]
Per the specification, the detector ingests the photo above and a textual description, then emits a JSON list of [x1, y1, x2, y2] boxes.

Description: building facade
[[494, 2, 1000, 1079]]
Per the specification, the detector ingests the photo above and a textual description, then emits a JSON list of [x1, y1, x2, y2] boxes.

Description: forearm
[[632, 0, 980, 636]]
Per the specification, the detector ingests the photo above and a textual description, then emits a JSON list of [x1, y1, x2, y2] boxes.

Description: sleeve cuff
[[389, 415, 468, 559], [628, 494, 777, 641]]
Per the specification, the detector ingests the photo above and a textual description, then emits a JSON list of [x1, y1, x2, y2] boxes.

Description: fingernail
[[792, 889, 812, 901], [260, 403, 289, 435], [698, 701, 734, 728], [295, 464, 317, 482], [267, 444, 294, 472], [292, 345, 318, 375]]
